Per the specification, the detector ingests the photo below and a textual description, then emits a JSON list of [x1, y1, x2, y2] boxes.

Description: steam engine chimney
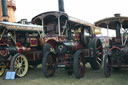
[[1, 0, 8, 21], [114, 13, 121, 17], [58, 0, 65, 12]]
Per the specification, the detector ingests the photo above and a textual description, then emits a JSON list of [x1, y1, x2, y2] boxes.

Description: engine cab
[[32, 11, 95, 53]]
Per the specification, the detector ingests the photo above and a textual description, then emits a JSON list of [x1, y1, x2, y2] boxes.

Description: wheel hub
[[17, 63, 22, 68]]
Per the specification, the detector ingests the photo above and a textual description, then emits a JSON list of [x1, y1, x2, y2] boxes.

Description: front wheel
[[73, 50, 85, 79], [42, 52, 56, 77], [10, 54, 28, 77], [104, 54, 112, 78]]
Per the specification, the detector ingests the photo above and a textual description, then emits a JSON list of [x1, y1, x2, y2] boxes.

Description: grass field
[[0, 64, 128, 85]]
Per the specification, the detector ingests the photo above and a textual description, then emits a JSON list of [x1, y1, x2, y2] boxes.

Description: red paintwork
[[0, 40, 8, 45], [16, 43, 31, 53], [74, 34, 80, 40], [30, 38, 38, 46], [47, 40, 56, 48], [72, 42, 82, 50], [45, 36, 66, 48], [110, 46, 121, 51], [16, 43, 23, 53]]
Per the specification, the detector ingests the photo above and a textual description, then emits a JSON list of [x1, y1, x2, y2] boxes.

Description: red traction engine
[[95, 14, 128, 77], [0, 22, 44, 77], [32, 11, 103, 78]]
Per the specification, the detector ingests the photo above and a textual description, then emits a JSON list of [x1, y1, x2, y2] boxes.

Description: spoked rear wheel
[[73, 50, 85, 79], [104, 54, 112, 77], [10, 54, 28, 77], [42, 52, 56, 77], [90, 38, 103, 70]]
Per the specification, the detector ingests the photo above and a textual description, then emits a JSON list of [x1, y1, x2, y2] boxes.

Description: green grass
[[0, 64, 128, 85]]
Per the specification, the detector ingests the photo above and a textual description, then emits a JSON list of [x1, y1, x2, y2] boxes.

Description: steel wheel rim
[[46, 54, 55, 75], [106, 56, 112, 75], [78, 54, 85, 77], [14, 55, 28, 77], [96, 39, 103, 66], [104, 55, 112, 77]]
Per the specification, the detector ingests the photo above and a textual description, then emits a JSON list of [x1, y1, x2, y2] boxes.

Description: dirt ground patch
[[0, 65, 128, 85]]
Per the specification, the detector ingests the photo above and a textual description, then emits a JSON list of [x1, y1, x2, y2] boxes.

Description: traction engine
[[0, 22, 43, 77], [95, 14, 128, 77], [32, 11, 103, 79]]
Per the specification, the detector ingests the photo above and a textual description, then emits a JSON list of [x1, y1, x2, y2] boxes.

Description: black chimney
[[115, 22, 121, 38], [114, 13, 121, 17], [1, 0, 8, 21], [58, 0, 65, 12]]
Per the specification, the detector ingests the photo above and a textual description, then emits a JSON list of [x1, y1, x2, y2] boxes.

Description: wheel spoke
[[15, 68, 18, 73], [97, 57, 102, 62], [17, 57, 20, 62], [14, 65, 18, 69], [97, 60, 101, 66], [20, 68, 24, 74], [21, 58, 24, 64], [17, 68, 21, 75], [16, 58, 19, 64], [96, 40, 103, 65]]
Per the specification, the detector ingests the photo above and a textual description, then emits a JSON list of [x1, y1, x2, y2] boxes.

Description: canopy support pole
[[106, 24, 110, 50], [58, 17, 61, 36], [42, 20, 45, 37]]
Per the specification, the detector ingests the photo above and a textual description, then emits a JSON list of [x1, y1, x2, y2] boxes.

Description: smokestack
[[1, 0, 8, 21], [114, 13, 121, 17], [58, 0, 65, 12]]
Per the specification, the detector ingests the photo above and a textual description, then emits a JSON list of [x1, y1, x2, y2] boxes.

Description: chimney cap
[[114, 13, 121, 17]]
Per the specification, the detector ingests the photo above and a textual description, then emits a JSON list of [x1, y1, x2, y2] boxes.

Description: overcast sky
[[15, 0, 128, 36], [15, 0, 128, 23]]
